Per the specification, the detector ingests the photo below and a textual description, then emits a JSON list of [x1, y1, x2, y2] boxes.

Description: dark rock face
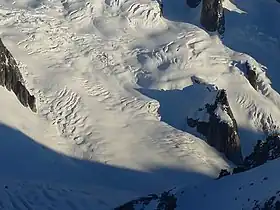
[[253, 193, 280, 210], [217, 168, 231, 179], [218, 134, 280, 178], [187, 89, 243, 165], [115, 190, 177, 210], [245, 61, 258, 90], [234, 134, 280, 174], [186, 0, 225, 36], [201, 0, 225, 35], [0, 39, 36, 112]]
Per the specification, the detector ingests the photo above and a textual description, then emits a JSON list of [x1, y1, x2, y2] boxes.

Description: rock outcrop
[[187, 89, 243, 165], [186, 0, 225, 36], [115, 189, 177, 210], [233, 134, 280, 174], [0, 39, 36, 112], [218, 134, 280, 179], [244, 61, 258, 90], [201, 0, 225, 35], [253, 193, 280, 210], [217, 168, 231, 179]]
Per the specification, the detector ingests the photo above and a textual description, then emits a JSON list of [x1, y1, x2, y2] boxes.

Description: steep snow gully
[[0, 0, 280, 209]]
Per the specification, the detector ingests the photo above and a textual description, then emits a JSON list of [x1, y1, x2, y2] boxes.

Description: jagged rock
[[0, 39, 36, 112], [187, 89, 243, 165], [219, 134, 280, 177], [217, 169, 231, 179], [253, 193, 280, 210], [232, 165, 247, 174], [186, 0, 225, 36], [200, 0, 225, 36], [115, 190, 177, 210], [242, 134, 280, 171], [245, 61, 258, 90], [191, 75, 218, 92]]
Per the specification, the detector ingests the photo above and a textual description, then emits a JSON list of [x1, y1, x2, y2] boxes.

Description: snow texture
[[0, 0, 280, 209]]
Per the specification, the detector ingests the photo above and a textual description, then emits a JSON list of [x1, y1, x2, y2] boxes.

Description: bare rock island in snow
[[187, 0, 225, 36], [232, 134, 280, 174], [245, 61, 258, 91], [115, 190, 177, 210], [0, 39, 36, 112], [187, 89, 243, 165]]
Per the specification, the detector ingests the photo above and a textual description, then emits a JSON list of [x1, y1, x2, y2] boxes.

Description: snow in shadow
[[222, 0, 280, 92], [137, 85, 202, 132], [160, 0, 202, 24], [237, 127, 264, 157], [137, 86, 265, 157], [0, 124, 212, 199], [160, 0, 224, 35]]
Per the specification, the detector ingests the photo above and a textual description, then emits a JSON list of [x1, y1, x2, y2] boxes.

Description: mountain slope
[[117, 157, 280, 210], [0, 0, 280, 209]]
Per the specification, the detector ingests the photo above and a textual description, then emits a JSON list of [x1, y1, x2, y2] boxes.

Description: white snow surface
[[215, 104, 234, 127], [0, 0, 280, 209]]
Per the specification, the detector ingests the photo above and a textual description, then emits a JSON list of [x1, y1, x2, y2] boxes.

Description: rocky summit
[[187, 88, 243, 165]]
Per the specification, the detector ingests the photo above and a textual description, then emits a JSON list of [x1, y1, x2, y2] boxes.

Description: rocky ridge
[[187, 88, 243, 165], [0, 39, 36, 112]]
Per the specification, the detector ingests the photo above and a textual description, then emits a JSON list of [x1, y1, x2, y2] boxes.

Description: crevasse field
[[0, 0, 280, 209]]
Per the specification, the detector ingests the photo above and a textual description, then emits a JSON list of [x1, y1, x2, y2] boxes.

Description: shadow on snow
[[0, 123, 212, 199], [160, 0, 280, 92], [223, 0, 280, 92], [137, 86, 265, 156]]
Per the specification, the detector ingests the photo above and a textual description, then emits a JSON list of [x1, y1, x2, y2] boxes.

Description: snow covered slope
[[0, 0, 280, 209], [117, 157, 280, 210]]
